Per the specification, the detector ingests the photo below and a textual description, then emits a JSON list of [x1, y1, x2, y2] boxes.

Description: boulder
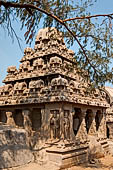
[[0, 125, 34, 169], [88, 136, 105, 161]]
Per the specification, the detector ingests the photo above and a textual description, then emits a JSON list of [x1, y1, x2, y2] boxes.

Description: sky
[[0, 0, 113, 87]]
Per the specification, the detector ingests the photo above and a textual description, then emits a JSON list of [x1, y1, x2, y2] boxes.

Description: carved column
[[63, 110, 70, 141], [96, 109, 106, 140], [60, 106, 64, 141], [41, 108, 45, 137], [77, 109, 88, 143], [103, 110, 107, 139], [70, 110, 75, 141], [22, 109, 32, 132], [22, 109, 32, 148], [6, 111, 15, 126], [88, 110, 96, 136]]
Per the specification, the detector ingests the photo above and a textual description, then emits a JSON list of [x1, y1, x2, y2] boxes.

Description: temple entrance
[[14, 109, 24, 127], [0, 111, 7, 123], [73, 108, 81, 136], [30, 108, 42, 131]]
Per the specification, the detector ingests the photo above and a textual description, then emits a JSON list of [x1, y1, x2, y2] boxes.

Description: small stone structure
[[0, 27, 110, 169]]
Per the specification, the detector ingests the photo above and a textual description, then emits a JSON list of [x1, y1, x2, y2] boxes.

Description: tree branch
[[63, 13, 113, 22], [61, 24, 99, 74], [0, 1, 63, 23], [0, 0, 99, 75]]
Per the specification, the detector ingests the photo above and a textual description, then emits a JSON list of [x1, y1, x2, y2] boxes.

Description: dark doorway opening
[[73, 108, 81, 136], [31, 108, 42, 131], [106, 125, 109, 138], [0, 111, 7, 123], [85, 109, 93, 134], [14, 109, 24, 127], [95, 110, 103, 131]]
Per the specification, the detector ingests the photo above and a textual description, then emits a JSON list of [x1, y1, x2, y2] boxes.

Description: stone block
[[0, 126, 34, 169], [47, 144, 89, 169]]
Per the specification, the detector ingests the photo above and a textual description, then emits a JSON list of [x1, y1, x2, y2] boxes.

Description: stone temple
[[0, 27, 111, 169], [105, 87, 113, 139]]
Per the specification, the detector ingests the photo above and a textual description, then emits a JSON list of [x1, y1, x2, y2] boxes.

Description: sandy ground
[[4, 155, 113, 170]]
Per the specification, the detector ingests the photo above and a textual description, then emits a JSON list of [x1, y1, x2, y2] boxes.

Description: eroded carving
[[50, 110, 60, 140], [63, 110, 70, 140], [6, 111, 15, 126], [49, 56, 62, 73]]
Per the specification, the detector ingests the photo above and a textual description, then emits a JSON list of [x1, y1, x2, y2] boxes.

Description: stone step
[[100, 140, 109, 153]]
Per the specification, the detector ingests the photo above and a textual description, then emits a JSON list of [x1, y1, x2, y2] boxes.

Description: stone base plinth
[[99, 138, 109, 153], [46, 143, 89, 169]]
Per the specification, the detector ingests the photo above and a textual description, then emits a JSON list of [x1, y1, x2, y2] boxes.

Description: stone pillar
[[6, 111, 15, 126], [76, 109, 88, 143], [63, 110, 70, 141], [60, 106, 64, 141], [41, 108, 45, 137], [70, 110, 75, 141], [103, 110, 107, 139], [22, 109, 32, 132], [22, 109, 32, 148], [81, 109, 88, 142], [88, 110, 96, 136]]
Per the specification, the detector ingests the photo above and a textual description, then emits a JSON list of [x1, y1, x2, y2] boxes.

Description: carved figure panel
[[50, 110, 60, 140], [63, 110, 70, 140], [51, 76, 68, 91], [49, 56, 62, 73], [3, 84, 13, 96], [33, 58, 44, 74], [29, 80, 44, 89], [14, 82, 27, 95], [69, 80, 80, 94], [19, 61, 30, 72]]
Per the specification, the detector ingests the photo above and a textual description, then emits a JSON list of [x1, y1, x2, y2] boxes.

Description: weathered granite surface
[[0, 124, 33, 169]]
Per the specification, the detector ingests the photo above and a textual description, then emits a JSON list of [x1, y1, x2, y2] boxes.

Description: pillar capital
[[81, 108, 87, 117], [6, 111, 13, 116], [22, 109, 31, 116], [92, 110, 97, 116]]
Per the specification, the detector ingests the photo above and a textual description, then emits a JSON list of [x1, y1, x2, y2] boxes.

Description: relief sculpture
[[50, 110, 60, 140], [63, 110, 70, 140]]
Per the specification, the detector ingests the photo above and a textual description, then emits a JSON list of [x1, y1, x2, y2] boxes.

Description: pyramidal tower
[[0, 28, 109, 168]]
